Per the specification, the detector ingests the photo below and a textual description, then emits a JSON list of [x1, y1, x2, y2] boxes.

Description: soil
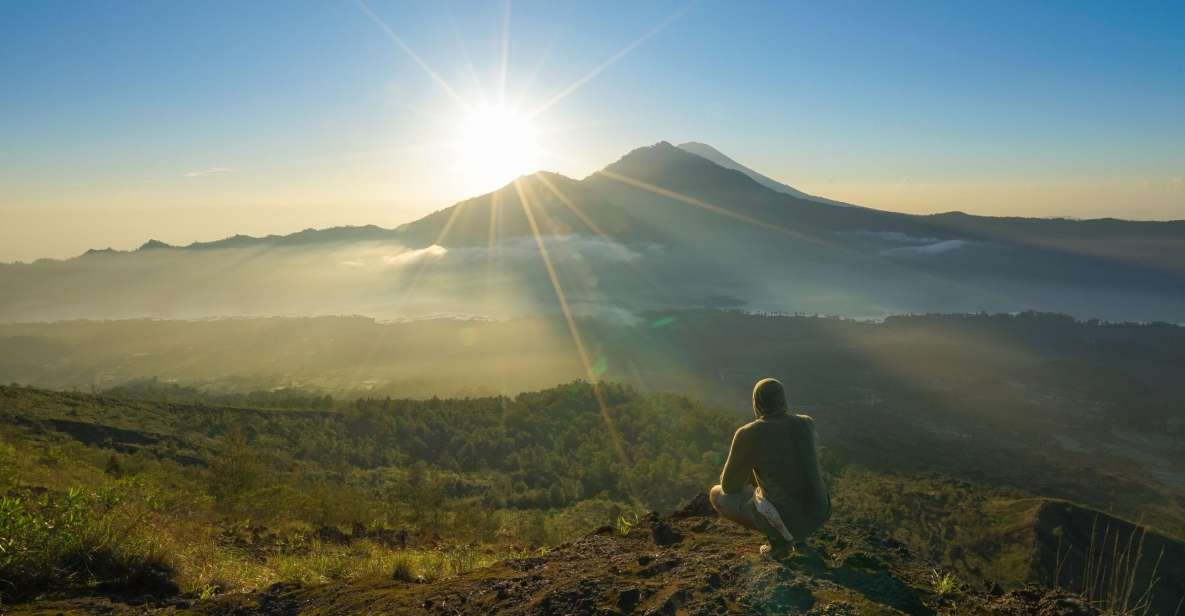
[[5, 493, 1106, 616]]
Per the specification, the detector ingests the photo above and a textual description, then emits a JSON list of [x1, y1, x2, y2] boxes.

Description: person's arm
[[803, 415, 819, 451], [719, 426, 754, 494]]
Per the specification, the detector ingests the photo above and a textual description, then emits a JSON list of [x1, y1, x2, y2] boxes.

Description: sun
[[455, 103, 541, 193]]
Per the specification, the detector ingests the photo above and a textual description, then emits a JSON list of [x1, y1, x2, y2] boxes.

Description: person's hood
[[752, 377, 789, 418]]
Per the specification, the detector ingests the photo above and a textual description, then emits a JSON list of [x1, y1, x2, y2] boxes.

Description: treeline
[[8, 381, 738, 513], [103, 378, 336, 410], [188, 381, 735, 512]]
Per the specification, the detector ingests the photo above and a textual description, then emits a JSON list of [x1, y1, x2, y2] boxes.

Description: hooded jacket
[[719, 379, 831, 540]]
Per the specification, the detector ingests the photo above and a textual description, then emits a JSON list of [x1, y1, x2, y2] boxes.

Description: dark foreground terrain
[[7, 495, 1132, 616]]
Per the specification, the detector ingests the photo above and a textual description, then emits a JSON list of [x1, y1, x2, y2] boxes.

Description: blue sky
[[2, 1, 1183, 260]]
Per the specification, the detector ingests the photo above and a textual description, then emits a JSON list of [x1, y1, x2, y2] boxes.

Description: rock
[[650, 519, 684, 546], [617, 588, 641, 613], [673, 492, 715, 518]]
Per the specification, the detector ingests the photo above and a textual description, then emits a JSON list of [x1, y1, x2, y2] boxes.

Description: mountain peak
[[138, 239, 172, 251], [596, 140, 746, 183], [675, 141, 854, 208], [675, 140, 725, 156]]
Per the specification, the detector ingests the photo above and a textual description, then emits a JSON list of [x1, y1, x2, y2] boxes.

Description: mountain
[[3, 141, 1185, 322], [676, 141, 854, 207]]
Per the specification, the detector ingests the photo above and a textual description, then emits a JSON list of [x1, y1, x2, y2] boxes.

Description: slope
[[8, 495, 1119, 616], [191, 498, 1088, 616], [677, 141, 855, 207]]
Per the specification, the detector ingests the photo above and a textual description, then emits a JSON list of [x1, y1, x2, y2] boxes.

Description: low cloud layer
[[882, 239, 969, 257], [336, 236, 652, 270]]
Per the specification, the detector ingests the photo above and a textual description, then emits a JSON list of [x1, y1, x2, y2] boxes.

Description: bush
[[391, 555, 415, 582]]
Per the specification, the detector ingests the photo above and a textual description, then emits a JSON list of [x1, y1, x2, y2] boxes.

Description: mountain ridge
[[5, 141, 1185, 322], [9, 141, 1185, 264], [676, 141, 856, 208]]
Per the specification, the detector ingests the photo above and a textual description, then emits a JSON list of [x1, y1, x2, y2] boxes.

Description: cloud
[[882, 239, 969, 257], [449, 235, 652, 263], [844, 230, 945, 245], [381, 245, 448, 266], [334, 236, 652, 270], [184, 167, 235, 178]]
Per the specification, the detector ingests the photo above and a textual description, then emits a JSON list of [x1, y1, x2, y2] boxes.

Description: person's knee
[[709, 484, 725, 512]]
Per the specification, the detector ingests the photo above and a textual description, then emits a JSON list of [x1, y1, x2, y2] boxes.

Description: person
[[709, 377, 831, 558]]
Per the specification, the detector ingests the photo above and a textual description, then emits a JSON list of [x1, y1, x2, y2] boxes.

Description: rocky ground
[[7, 494, 1103, 616]]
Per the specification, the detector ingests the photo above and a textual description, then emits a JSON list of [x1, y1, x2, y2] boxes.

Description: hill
[[2, 383, 1184, 613], [3, 142, 1185, 322], [11, 495, 1176, 615]]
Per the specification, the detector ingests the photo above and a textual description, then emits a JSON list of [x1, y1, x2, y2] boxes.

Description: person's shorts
[[713, 485, 785, 541], [712, 484, 758, 523]]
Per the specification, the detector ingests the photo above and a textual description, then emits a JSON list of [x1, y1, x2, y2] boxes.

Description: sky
[[2, 0, 1183, 262]]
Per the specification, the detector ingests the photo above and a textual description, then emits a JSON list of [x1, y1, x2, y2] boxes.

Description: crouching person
[[709, 377, 831, 558]]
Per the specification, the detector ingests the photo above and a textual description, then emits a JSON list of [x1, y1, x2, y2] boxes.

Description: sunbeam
[[513, 178, 633, 470], [595, 168, 807, 238], [527, 3, 690, 119], [355, 0, 470, 111], [590, 163, 1034, 311], [485, 188, 503, 301], [446, 4, 491, 106], [497, 0, 511, 106], [394, 199, 468, 312], [512, 6, 571, 111], [533, 171, 675, 304]]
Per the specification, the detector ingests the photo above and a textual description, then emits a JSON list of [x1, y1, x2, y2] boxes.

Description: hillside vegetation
[[5, 310, 1184, 536], [2, 383, 1182, 613]]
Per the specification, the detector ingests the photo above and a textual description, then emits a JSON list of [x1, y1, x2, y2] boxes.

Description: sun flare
[[455, 103, 541, 192]]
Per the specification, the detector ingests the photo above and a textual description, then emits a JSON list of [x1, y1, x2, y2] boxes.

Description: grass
[[264, 542, 523, 586], [0, 486, 171, 603], [0, 436, 540, 603], [0, 402, 640, 604], [0, 485, 537, 602], [1056, 517, 1167, 616]]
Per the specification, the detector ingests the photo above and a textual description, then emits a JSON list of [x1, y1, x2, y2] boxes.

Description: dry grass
[[1052, 516, 1166, 616]]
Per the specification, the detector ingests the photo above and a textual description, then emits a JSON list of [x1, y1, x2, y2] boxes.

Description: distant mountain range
[[3, 141, 1185, 322]]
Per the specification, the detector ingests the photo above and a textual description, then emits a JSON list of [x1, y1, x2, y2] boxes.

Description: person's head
[[752, 377, 789, 418]]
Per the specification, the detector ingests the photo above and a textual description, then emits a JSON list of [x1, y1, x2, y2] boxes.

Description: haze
[[3, 1, 1183, 262]]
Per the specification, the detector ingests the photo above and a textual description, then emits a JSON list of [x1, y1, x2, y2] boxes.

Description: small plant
[[930, 569, 959, 598], [616, 513, 639, 537]]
